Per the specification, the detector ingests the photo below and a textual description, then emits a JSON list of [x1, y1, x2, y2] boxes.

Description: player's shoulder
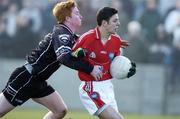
[[52, 24, 73, 44], [78, 29, 95, 42], [81, 29, 95, 38], [111, 34, 122, 44], [111, 34, 122, 40], [53, 24, 72, 35], [42, 33, 52, 44]]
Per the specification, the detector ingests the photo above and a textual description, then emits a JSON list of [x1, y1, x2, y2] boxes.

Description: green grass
[[1, 109, 180, 119]]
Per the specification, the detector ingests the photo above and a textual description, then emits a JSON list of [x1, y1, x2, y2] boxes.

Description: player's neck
[[99, 26, 110, 40], [64, 22, 77, 33]]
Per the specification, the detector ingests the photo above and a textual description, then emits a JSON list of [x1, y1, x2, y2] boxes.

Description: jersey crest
[[56, 46, 71, 58], [89, 52, 96, 58], [58, 34, 70, 45], [109, 52, 115, 61], [100, 51, 107, 54]]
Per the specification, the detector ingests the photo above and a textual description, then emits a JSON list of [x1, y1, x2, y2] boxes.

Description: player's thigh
[[32, 91, 67, 113], [0, 93, 15, 116], [98, 106, 124, 119]]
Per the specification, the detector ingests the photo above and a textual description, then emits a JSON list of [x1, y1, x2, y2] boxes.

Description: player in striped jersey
[[0, 1, 102, 119]]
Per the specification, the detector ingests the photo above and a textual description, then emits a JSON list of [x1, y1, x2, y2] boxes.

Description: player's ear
[[102, 20, 108, 27], [65, 16, 71, 22]]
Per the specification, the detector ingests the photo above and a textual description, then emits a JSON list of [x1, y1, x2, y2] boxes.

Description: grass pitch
[[1, 109, 180, 119]]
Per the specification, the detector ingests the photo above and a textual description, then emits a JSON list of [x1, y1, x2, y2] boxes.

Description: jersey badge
[[58, 34, 70, 44], [89, 52, 96, 58], [56, 46, 71, 58], [109, 53, 115, 60], [90, 92, 99, 100], [100, 51, 107, 54]]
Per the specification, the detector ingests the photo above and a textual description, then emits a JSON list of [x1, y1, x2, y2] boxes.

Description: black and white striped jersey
[[25, 24, 93, 79]]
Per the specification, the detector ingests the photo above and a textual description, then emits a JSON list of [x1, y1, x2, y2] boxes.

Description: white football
[[110, 55, 131, 80]]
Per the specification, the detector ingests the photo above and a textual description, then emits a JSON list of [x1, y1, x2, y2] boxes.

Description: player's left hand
[[121, 40, 129, 49], [127, 62, 136, 78]]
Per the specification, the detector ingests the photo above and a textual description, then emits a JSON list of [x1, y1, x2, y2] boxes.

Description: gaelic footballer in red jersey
[[72, 7, 136, 119], [73, 27, 125, 81]]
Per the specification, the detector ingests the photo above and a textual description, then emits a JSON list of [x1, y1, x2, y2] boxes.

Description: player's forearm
[[59, 53, 93, 74]]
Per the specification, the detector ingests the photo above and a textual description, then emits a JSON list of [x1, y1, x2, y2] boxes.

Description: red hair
[[53, 0, 75, 23]]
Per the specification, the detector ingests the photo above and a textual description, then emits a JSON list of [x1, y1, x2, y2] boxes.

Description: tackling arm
[[52, 28, 93, 74]]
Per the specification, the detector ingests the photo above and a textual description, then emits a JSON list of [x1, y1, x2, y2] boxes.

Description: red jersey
[[73, 27, 123, 81]]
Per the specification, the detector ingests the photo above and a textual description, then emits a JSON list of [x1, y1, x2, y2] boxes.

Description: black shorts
[[2, 66, 55, 106]]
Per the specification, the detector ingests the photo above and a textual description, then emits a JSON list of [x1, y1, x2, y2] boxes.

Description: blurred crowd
[[0, 0, 180, 89]]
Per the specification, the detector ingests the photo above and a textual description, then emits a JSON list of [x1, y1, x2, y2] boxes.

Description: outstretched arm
[[52, 29, 102, 80]]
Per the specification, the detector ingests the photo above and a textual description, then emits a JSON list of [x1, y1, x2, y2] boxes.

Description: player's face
[[69, 6, 82, 29], [106, 14, 120, 34]]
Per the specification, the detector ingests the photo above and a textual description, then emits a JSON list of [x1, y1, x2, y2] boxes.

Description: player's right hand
[[90, 65, 103, 81], [121, 39, 129, 49], [127, 62, 136, 78]]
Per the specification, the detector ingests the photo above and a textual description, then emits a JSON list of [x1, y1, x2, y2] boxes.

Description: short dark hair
[[96, 7, 118, 26]]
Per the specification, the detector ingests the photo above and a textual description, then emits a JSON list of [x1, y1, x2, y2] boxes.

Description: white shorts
[[79, 80, 118, 115]]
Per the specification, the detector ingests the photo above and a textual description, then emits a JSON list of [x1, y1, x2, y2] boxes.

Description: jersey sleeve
[[72, 34, 87, 51], [111, 34, 122, 56], [52, 29, 72, 60], [52, 27, 93, 74]]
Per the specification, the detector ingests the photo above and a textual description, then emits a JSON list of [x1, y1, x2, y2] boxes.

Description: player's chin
[[112, 28, 118, 33], [111, 31, 116, 34], [76, 24, 81, 29]]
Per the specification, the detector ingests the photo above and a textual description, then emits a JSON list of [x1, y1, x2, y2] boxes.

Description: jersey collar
[[95, 27, 111, 41], [95, 27, 101, 40], [58, 23, 73, 34]]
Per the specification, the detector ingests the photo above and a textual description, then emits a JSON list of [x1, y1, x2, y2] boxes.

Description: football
[[110, 55, 131, 80]]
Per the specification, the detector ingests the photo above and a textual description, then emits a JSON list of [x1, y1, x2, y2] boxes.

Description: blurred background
[[0, 0, 180, 117]]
